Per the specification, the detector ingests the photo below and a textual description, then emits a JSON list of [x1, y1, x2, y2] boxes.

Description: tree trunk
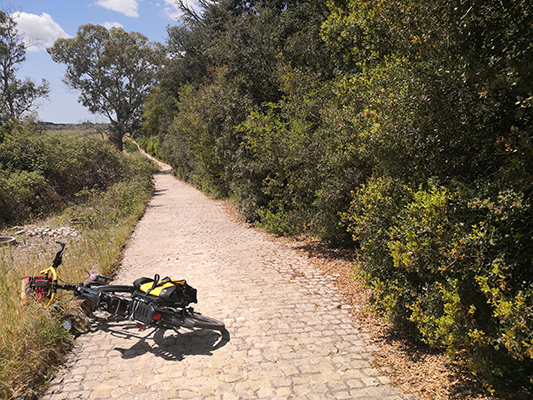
[[109, 124, 124, 152]]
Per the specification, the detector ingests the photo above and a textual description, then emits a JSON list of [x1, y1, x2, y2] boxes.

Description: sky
[[6, 0, 199, 124]]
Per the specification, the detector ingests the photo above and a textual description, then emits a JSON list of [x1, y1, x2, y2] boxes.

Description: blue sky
[[8, 0, 198, 123]]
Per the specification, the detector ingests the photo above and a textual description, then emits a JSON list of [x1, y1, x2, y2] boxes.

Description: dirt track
[[42, 161, 417, 399]]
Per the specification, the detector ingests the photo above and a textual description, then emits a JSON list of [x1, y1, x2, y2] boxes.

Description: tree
[[0, 11, 49, 125], [48, 24, 164, 150]]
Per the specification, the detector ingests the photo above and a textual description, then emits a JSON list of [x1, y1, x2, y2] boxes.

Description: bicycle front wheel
[[186, 311, 225, 331], [92, 285, 136, 294], [159, 310, 225, 331]]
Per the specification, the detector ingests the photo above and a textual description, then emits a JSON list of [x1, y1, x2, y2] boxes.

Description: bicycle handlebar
[[52, 241, 65, 269], [39, 241, 65, 308]]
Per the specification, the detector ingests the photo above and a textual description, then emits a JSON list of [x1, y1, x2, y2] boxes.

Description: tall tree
[[48, 24, 164, 150], [0, 11, 49, 125]]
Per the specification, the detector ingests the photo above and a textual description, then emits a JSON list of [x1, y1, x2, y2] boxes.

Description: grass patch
[[0, 152, 158, 399]]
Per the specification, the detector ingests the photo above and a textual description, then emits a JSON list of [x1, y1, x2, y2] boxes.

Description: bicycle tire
[[159, 310, 225, 331], [186, 311, 225, 331], [92, 285, 136, 294]]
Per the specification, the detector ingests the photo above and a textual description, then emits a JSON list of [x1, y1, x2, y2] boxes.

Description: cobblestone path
[[42, 163, 416, 400]]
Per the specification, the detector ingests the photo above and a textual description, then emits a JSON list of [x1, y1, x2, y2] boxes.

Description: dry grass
[[0, 231, 78, 399], [0, 221, 142, 398], [0, 168, 154, 399]]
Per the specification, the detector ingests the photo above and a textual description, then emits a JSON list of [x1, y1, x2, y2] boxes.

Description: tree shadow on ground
[[291, 238, 357, 263], [281, 236, 533, 400], [155, 168, 173, 175], [151, 188, 168, 196]]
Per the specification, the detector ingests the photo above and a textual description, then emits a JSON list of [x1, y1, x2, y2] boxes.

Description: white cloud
[[101, 21, 124, 30], [162, 0, 201, 20], [11, 12, 70, 51], [95, 0, 140, 18]]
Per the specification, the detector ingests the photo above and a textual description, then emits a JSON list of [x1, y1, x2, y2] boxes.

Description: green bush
[[0, 133, 125, 195], [341, 176, 413, 321], [163, 77, 252, 198], [343, 178, 533, 384], [0, 170, 57, 222], [0, 128, 154, 225], [138, 136, 165, 161], [123, 140, 139, 154], [234, 68, 370, 244]]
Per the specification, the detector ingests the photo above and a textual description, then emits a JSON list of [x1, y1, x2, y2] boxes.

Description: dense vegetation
[[0, 124, 146, 224], [140, 0, 533, 390], [0, 125, 158, 398]]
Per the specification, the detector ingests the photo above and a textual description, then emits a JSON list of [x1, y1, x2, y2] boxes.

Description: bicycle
[[21, 241, 226, 333]]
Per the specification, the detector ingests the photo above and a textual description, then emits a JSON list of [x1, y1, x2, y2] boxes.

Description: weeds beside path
[[0, 151, 157, 399]]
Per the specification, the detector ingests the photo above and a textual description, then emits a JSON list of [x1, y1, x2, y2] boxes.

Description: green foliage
[[163, 75, 252, 197], [137, 136, 165, 161], [324, 0, 533, 389], [141, 85, 177, 141], [0, 126, 149, 225], [341, 176, 412, 320], [0, 170, 52, 222], [123, 140, 139, 154], [233, 65, 370, 244], [48, 24, 165, 151], [68, 155, 156, 231], [343, 178, 533, 384], [238, 103, 316, 234]]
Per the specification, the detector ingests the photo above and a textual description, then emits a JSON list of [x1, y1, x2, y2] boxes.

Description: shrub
[[0, 171, 58, 223], [343, 178, 533, 384], [123, 140, 139, 154], [163, 78, 252, 198], [342, 175, 413, 322], [137, 136, 165, 160], [0, 127, 155, 225], [234, 67, 370, 244]]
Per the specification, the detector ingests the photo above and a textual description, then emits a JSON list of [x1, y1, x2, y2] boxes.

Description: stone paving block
[[42, 163, 417, 400]]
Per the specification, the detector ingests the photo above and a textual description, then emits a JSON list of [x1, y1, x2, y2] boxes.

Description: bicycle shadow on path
[[89, 317, 230, 362]]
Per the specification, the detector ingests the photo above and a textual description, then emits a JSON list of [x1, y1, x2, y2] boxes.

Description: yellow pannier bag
[[133, 274, 197, 305], [139, 279, 185, 296]]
